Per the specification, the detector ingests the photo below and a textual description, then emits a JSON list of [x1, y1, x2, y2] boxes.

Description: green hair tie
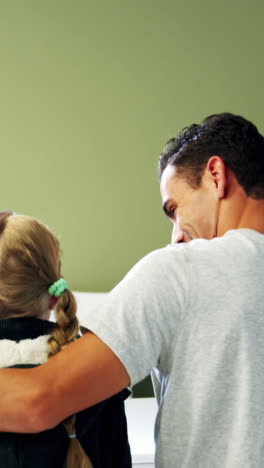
[[48, 278, 68, 297]]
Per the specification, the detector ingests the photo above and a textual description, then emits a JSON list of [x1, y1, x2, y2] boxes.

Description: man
[[1, 112, 264, 468]]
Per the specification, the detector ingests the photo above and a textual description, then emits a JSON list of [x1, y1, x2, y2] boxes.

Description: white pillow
[[50, 291, 107, 324], [74, 291, 107, 324]]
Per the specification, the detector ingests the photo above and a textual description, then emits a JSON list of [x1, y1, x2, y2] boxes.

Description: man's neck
[[237, 198, 264, 233], [217, 192, 264, 236]]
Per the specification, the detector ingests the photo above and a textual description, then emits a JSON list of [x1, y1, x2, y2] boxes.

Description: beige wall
[[0, 0, 263, 291]]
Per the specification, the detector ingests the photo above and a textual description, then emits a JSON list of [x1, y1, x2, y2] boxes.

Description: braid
[[48, 290, 79, 356], [47, 289, 93, 468]]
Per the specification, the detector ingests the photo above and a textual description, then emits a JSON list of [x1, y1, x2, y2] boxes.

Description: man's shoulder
[[120, 229, 264, 291], [167, 229, 264, 267], [145, 230, 257, 265]]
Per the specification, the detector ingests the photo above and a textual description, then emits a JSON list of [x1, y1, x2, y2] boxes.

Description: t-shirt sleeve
[[81, 245, 189, 386]]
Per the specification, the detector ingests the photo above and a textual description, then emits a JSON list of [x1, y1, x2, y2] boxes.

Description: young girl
[[0, 211, 131, 468]]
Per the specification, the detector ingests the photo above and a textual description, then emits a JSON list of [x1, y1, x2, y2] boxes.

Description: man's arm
[[0, 331, 130, 433]]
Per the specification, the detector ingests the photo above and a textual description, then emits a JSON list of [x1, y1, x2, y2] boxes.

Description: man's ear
[[48, 295, 58, 310], [206, 156, 226, 198]]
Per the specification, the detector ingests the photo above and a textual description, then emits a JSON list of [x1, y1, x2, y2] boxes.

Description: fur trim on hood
[[0, 334, 50, 367]]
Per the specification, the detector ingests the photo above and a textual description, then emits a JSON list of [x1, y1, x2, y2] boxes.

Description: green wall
[[0, 0, 263, 294]]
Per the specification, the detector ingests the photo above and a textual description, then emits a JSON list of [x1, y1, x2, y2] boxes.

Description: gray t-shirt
[[82, 229, 264, 467]]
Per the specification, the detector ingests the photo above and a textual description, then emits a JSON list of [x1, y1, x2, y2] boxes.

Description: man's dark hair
[[158, 112, 264, 199]]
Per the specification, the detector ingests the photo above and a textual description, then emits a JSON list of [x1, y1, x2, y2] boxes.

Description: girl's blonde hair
[[0, 211, 92, 468]]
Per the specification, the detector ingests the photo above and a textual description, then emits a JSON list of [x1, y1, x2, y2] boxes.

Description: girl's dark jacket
[[0, 317, 132, 468]]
